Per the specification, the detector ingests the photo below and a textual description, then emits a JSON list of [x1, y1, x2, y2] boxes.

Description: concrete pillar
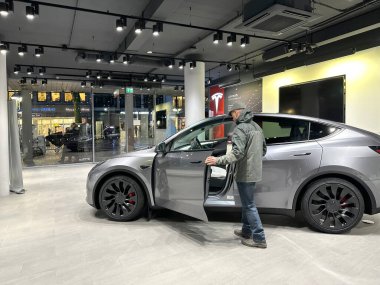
[[21, 89, 33, 166], [0, 53, 10, 196], [184, 61, 205, 127]]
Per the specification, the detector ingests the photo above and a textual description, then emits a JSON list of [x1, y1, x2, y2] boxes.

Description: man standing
[[205, 102, 267, 248]]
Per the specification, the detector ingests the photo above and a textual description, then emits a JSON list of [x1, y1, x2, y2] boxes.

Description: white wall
[[262, 46, 380, 134]]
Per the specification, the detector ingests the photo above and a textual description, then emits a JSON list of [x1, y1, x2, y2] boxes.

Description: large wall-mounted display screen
[[279, 76, 345, 123], [224, 79, 262, 113]]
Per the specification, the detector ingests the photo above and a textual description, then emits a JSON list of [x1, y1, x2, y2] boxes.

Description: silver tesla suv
[[86, 113, 380, 234]]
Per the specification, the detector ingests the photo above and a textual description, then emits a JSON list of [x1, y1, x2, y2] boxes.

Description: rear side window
[[310, 123, 339, 139], [254, 117, 309, 144]]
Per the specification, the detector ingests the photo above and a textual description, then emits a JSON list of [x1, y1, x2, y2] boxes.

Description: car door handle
[[293, 152, 311, 156], [190, 161, 202, 164]]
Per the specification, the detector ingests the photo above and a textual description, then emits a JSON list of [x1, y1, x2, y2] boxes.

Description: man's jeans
[[237, 182, 266, 242]]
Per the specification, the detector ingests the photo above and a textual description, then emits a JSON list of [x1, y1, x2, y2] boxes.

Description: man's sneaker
[[241, 238, 267, 248], [234, 229, 251, 239]]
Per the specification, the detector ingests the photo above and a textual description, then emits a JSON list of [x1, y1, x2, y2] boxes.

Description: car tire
[[99, 175, 146, 221], [301, 178, 364, 234]]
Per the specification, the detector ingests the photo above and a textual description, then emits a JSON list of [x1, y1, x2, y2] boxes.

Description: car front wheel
[[301, 178, 364, 234], [99, 175, 145, 221]]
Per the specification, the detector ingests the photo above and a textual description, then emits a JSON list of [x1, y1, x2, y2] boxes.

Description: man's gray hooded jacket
[[217, 110, 266, 182]]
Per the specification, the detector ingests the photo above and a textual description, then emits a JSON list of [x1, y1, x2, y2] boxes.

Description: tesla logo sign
[[211, 92, 223, 112]]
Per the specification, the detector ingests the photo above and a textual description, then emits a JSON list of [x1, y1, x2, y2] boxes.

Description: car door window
[[170, 120, 235, 151], [310, 123, 340, 139], [254, 117, 309, 144]]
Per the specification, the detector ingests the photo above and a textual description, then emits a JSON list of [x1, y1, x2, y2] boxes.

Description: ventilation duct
[[236, 0, 319, 35]]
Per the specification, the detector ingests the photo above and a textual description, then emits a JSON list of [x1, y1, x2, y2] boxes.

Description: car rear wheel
[[301, 178, 364, 234], [99, 175, 145, 221]]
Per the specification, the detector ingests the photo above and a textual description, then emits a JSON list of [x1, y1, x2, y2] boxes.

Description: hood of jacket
[[236, 109, 253, 124]]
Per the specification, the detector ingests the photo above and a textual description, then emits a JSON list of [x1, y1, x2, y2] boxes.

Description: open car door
[[153, 117, 234, 221]]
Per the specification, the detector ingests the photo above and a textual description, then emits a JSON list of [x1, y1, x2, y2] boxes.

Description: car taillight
[[369, 146, 380, 154]]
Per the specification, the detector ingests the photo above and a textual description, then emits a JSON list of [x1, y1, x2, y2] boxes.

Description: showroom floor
[[0, 164, 380, 285]]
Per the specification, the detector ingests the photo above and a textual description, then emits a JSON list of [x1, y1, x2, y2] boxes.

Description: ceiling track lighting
[[135, 20, 145, 34], [31, 78, 37, 85], [107, 73, 112, 80], [227, 33, 236, 46], [161, 75, 166, 83], [86, 71, 91, 78], [152, 76, 157, 82], [26, 66, 34, 75], [96, 72, 101, 79], [99, 82, 104, 89], [213, 31, 223, 44], [123, 54, 131, 64], [178, 60, 184, 69], [165, 59, 174, 69], [0, 42, 9, 54], [240, 36, 249, 47], [39, 67, 46, 75], [189, 61, 196, 69], [96, 54, 103, 62], [109, 53, 117, 64], [116, 17, 127, 32], [144, 74, 149, 82], [152, 22, 163, 37], [20, 77, 26, 84], [26, 2, 39, 20], [0, 0, 13, 17], [18, 44, 27, 56], [81, 81, 86, 88], [13, 65, 20, 74], [227, 64, 232, 71], [35, 46, 44, 57], [234, 64, 240, 71], [41, 78, 47, 86]]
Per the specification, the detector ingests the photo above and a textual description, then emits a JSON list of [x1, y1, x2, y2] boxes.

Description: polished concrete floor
[[1, 164, 380, 285]]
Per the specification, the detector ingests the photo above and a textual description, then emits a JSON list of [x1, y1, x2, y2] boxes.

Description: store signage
[[32, 107, 56, 112], [126, 87, 134, 94], [209, 86, 225, 139]]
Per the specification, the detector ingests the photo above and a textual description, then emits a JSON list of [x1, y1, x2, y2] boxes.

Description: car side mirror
[[155, 141, 167, 153]]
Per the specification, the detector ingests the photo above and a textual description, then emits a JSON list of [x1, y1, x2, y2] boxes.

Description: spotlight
[[189, 61, 196, 69], [41, 78, 47, 86], [81, 81, 86, 88], [107, 73, 111, 80], [181, 86, 184, 91], [152, 22, 163, 37], [26, 66, 34, 75], [227, 33, 236, 46], [116, 17, 126, 32], [20, 77, 26, 84], [227, 64, 232, 71], [31, 78, 37, 85], [161, 76, 166, 83], [240, 36, 249, 47], [135, 20, 145, 34], [0, 0, 13, 17], [86, 71, 91, 78], [109, 53, 117, 64], [234, 65, 240, 71], [123, 54, 131, 64], [153, 76, 157, 82], [99, 82, 104, 89], [39, 67, 46, 76], [244, 64, 250, 71], [0, 43, 9, 54], [305, 43, 314, 55], [285, 42, 295, 53], [144, 75, 148, 82], [213, 31, 223, 44], [35, 46, 44, 57], [18, 44, 27, 56], [13, 65, 20, 74], [206, 78, 211, 85], [96, 72, 101, 79], [26, 2, 39, 20], [90, 82, 95, 88], [96, 54, 103, 62], [178, 61, 184, 69], [166, 59, 174, 69], [174, 86, 178, 91]]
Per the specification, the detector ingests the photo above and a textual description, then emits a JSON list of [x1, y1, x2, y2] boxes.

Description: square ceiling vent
[[235, 4, 320, 35]]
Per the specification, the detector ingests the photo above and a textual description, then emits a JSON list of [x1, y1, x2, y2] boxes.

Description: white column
[[184, 61, 205, 127], [0, 53, 10, 196]]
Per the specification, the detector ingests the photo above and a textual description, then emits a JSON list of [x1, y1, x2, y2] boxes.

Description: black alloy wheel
[[99, 175, 145, 221], [301, 178, 364, 234]]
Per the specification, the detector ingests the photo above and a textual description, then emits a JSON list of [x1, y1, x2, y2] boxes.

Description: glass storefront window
[[38, 92, 47, 102], [65, 92, 73, 102], [51, 92, 61, 102]]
